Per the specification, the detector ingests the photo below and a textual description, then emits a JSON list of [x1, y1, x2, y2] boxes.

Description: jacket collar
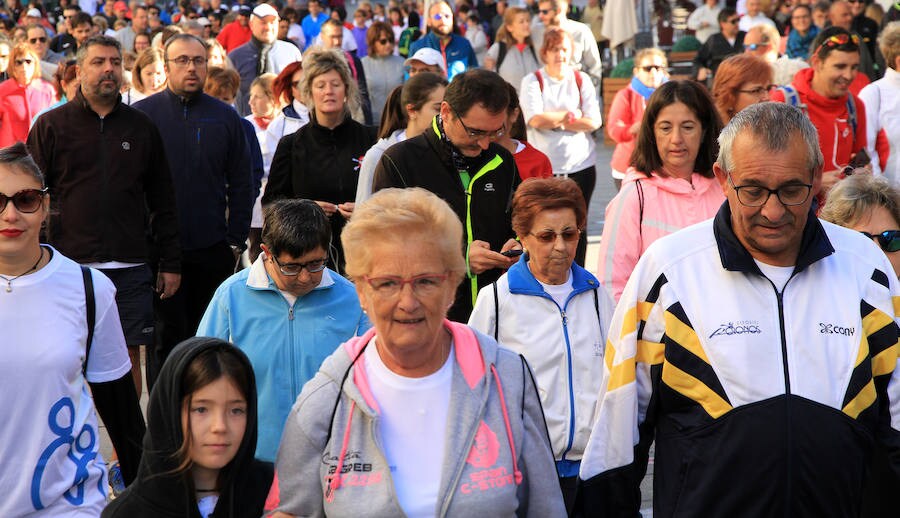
[[246, 252, 336, 292], [163, 86, 202, 106], [75, 87, 123, 117], [507, 254, 600, 298], [713, 200, 834, 276]]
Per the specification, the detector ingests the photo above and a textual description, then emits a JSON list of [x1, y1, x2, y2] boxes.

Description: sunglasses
[[539, 8, 554, 14], [861, 230, 900, 253], [726, 17, 740, 24], [816, 33, 859, 54], [640, 65, 665, 72], [15, 59, 34, 66], [745, 42, 770, 51], [432, 13, 452, 20], [0, 188, 48, 214], [529, 229, 581, 243], [377, 38, 391, 44], [28, 37, 48, 44]]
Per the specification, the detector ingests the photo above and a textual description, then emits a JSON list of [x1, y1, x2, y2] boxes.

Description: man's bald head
[[829, 1, 852, 30]]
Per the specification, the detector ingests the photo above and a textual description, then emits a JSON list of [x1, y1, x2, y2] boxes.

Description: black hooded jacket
[[102, 338, 273, 518]]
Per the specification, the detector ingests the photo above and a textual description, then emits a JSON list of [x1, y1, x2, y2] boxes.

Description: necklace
[[0, 247, 43, 293]]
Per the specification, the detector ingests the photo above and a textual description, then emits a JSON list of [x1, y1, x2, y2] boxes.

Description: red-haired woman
[[711, 53, 773, 124]]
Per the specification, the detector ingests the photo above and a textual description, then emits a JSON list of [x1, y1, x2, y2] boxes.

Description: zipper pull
[[561, 311, 567, 326], [288, 306, 294, 320]]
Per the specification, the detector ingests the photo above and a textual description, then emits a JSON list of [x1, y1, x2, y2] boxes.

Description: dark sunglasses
[[529, 229, 581, 243], [861, 230, 900, 253], [640, 65, 665, 72], [28, 37, 48, 43], [0, 188, 48, 214], [726, 17, 740, 24], [377, 38, 391, 44], [816, 33, 859, 55], [539, 8, 554, 14]]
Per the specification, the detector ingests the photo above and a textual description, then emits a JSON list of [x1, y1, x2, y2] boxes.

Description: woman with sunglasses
[[468, 177, 614, 516], [819, 172, 900, 518], [0, 43, 54, 147], [520, 27, 601, 267], [0, 142, 145, 514], [607, 47, 668, 191], [267, 187, 566, 518], [361, 21, 404, 126]]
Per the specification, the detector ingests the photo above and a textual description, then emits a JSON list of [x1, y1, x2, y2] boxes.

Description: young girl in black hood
[[102, 337, 273, 518]]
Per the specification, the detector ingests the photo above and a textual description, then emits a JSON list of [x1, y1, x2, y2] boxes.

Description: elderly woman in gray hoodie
[[267, 188, 567, 518]]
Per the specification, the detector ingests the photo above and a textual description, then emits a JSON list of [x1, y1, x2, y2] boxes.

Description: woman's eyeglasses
[[737, 84, 776, 96], [529, 229, 582, 243], [377, 38, 391, 45], [861, 230, 900, 253], [363, 273, 448, 297], [0, 188, 48, 214], [640, 65, 665, 72]]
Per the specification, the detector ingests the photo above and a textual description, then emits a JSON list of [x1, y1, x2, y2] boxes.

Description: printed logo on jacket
[[322, 450, 384, 488], [460, 421, 514, 494]]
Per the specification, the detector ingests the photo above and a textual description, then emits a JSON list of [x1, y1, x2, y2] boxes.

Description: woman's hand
[[337, 201, 355, 219], [315, 200, 338, 216]]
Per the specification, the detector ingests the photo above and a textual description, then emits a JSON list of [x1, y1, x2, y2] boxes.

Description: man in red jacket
[[769, 26, 868, 196], [216, 5, 252, 52]]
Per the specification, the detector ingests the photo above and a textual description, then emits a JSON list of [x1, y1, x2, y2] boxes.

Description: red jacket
[[216, 20, 252, 52], [770, 67, 867, 173], [0, 78, 55, 148], [514, 140, 552, 180], [607, 85, 646, 174]]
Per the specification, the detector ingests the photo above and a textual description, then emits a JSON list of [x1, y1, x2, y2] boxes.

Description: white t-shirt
[[538, 271, 574, 309], [754, 259, 794, 293], [364, 338, 453, 518], [0, 247, 131, 516], [520, 67, 602, 175]]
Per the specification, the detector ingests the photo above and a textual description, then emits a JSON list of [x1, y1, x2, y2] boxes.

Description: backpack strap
[[846, 94, 857, 142], [492, 281, 499, 341], [343, 51, 358, 81], [535, 69, 582, 107], [80, 265, 95, 378], [496, 41, 507, 70], [635, 178, 644, 242], [534, 69, 544, 92], [777, 85, 807, 114]]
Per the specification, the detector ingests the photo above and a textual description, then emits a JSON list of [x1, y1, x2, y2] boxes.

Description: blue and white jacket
[[408, 32, 479, 79], [469, 256, 614, 477], [197, 254, 370, 462]]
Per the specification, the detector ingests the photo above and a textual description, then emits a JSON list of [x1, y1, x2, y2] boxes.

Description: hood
[[130, 337, 262, 517], [792, 67, 851, 113], [623, 167, 720, 195]]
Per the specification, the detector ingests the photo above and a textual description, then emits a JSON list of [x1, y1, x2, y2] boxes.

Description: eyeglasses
[[861, 230, 900, 253], [0, 188, 48, 214], [450, 106, 505, 140], [726, 17, 740, 24], [363, 272, 448, 298], [270, 254, 328, 275], [816, 33, 860, 54], [640, 65, 665, 72], [737, 84, 776, 96], [28, 37, 48, 44], [727, 173, 812, 207], [744, 42, 771, 51], [15, 59, 34, 66], [166, 55, 207, 67], [539, 8, 555, 14], [528, 229, 581, 243], [377, 38, 391, 44], [432, 12, 452, 20]]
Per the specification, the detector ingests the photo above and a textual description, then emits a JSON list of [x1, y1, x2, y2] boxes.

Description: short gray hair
[[717, 102, 823, 178]]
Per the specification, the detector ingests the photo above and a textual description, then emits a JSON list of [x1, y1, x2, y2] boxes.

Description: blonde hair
[[633, 47, 667, 69], [300, 48, 360, 118], [342, 188, 466, 282], [820, 174, 900, 229], [880, 22, 900, 70]]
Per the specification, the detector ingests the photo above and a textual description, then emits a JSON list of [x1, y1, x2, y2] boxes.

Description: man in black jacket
[[28, 35, 180, 399], [134, 34, 253, 389], [694, 8, 745, 84], [372, 69, 521, 322]]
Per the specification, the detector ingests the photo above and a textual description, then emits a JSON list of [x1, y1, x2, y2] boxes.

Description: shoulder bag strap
[[80, 265, 95, 378]]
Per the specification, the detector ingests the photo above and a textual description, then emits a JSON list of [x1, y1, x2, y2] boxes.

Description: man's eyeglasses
[[363, 273, 448, 298], [432, 12, 452, 20], [166, 55, 208, 67], [28, 37, 48, 44], [450, 106, 505, 140], [861, 230, 900, 253], [640, 65, 665, 72], [539, 8, 555, 14], [816, 33, 860, 55], [529, 229, 582, 243], [0, 188, 48, 214], [270, 254, 328, 275], [726, 17, 740, 24], [727, 173, 812, 207], [737, 84, 776, 96]]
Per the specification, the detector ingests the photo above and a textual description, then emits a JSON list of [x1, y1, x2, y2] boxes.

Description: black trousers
[[147, 241, 235, 390], [562, 165, 596, 267]]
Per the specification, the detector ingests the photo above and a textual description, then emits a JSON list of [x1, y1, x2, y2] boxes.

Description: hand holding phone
[[500, 249, 523, 258]]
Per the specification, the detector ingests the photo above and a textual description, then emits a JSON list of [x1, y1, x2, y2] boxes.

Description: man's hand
[[156, 272, 181, 300], [468, 240, 519, 274], [315, 200, 338, 216], [337, 201, 355, 219]]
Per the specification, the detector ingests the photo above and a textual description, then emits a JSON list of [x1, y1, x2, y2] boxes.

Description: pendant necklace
[[0, 247, 44, 293]]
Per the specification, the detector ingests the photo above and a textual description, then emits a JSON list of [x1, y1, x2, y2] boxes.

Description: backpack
[[533, 68, 584, 108], [777, 85, 858, 140], [495, 41, 538, 71], [397, 27, 422, 58]]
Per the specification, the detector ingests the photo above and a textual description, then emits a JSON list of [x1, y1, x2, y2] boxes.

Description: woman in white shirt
[[520, 27, 601, 266], [859, 22, 900, 183], [123, 48, 166, 105]]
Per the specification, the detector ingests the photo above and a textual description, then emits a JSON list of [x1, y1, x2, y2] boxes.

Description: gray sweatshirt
[[271, 321, 567, 517]]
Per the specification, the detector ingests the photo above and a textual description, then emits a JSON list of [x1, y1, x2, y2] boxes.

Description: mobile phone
[[847, 149, 871, 171], [500, 249, 523, 258]]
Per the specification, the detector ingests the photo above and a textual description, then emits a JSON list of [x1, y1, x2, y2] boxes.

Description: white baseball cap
[[26, 8, 42, 17], [404, 48, 447, 74], [252, 3, 279, 19]]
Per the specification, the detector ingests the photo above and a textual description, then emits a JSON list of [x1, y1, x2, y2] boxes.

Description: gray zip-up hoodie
[[269, 320, 567, 517]]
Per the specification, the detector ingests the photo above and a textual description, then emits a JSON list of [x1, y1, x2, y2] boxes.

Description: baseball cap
[[237, 5, 252, 16], [26, 7, 42, 17], [404, 48, 447, 73], [196, 16, 211, 26], [252, 3, 279, 19]]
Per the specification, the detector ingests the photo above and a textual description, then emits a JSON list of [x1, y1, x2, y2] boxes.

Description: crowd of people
[[2, 0, 900, 516]]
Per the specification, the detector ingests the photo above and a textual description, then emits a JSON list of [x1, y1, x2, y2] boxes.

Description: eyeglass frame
[[815, 33, 860, 57], [736, 84, 776, 96], [362, 272, 450, 297], [726, 172, 813, 207], [165, 55, 208, 67], [269, 253, 328, 276], [527, 229, 582, 243], [861, 230, 900, 252], [449, 106, 505, 140], [0, 188, 49, 214]]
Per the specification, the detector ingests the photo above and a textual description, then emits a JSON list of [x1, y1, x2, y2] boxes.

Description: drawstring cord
[[325, 400, 356, 502], [491, 365, 523, 485]]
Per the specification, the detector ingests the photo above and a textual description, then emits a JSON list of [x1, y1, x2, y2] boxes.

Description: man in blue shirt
[[409, 0, 478, 79], [301, 0, 328, 48]]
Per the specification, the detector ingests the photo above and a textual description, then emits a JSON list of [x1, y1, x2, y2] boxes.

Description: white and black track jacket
[[579, 203, 900, 518]]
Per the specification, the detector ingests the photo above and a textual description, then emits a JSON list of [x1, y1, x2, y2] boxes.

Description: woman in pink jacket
[[597, 80, 725, 301], [607, 47, 669, 190], [0, 44, 54, 147]]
